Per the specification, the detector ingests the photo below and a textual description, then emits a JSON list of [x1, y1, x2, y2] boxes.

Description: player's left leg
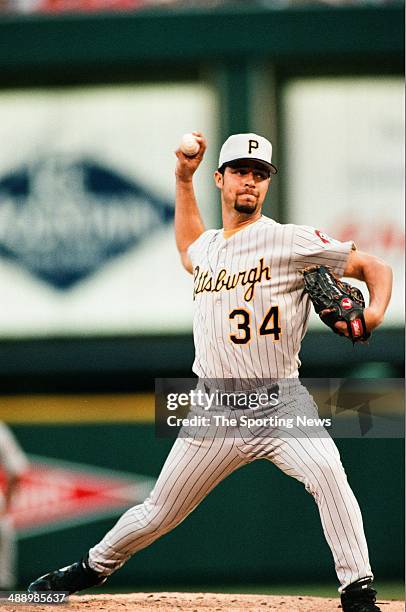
[[263, 432, 373, 591], [235, 381, 374, 595], [265, 431, 382, 611], [237, 382, 381, 611]]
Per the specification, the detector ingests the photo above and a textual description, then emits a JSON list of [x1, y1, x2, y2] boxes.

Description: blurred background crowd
[[0, 0, 401, 15]]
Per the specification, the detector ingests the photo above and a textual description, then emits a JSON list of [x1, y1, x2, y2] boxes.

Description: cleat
[[28, 557, 106, 595], [341, 577, 381, 612]]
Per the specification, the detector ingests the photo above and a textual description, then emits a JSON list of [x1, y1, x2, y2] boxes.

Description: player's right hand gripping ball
[[302, 265, 371, 344], [180, 133, 200, 157]]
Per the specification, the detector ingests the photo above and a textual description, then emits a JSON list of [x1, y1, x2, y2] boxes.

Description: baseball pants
[[88, 393, 372, 591]]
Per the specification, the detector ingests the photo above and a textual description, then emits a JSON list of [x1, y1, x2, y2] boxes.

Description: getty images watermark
[[155, 378, 404, 439], [164, 386, 330, 429], [166, 386, 279, 410]]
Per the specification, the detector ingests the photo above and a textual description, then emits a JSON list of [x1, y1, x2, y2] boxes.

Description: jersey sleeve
[[292, 225, 355, 277], [0, 424, 29, 477], [187, 230, 217, 269]]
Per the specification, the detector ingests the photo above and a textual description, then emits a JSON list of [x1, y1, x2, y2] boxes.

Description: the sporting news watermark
[[155, 378, 404, 439]]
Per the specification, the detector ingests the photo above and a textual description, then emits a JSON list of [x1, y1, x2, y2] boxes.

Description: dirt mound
[[3, 592, 403, 611]]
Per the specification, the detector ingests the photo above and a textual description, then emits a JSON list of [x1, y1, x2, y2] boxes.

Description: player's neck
[[222, 209, 262, 232]]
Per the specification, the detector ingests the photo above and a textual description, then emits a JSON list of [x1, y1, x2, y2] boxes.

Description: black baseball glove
[[302, 265, 371, 344]]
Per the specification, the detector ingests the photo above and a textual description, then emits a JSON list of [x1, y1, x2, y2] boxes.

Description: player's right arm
[[175, 132, 206, 274]]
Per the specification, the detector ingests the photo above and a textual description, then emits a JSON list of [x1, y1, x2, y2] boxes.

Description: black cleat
[[28, 557, 107, 595], [341, 577, 381, 612]]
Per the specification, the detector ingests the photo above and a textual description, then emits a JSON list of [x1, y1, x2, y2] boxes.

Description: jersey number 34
[[229, 306, 281, 344]]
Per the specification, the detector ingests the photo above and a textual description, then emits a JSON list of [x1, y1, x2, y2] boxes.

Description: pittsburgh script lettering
[[193, 258, 271, 302]]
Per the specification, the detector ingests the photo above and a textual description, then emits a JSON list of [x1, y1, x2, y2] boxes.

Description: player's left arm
[[339, 249, 393, 335]]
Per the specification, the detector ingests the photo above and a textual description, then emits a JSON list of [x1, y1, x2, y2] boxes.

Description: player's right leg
[[28, 434, 243, 594]]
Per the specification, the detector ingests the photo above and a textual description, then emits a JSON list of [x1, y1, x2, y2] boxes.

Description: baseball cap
[[218, 133, 277, 175]]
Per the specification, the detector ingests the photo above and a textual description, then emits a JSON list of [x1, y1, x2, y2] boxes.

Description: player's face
[[214, 163, 271, 214]]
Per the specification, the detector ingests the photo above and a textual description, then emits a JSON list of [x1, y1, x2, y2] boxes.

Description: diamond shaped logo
[[0, 456, 155, 537], [0, 155, 174, 289]]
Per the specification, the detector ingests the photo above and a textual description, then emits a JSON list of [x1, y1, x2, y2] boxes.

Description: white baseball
[[180, 133, 200, 157]]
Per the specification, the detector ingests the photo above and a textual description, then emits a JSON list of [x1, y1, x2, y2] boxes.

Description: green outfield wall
[[14, 423, 404, 588]]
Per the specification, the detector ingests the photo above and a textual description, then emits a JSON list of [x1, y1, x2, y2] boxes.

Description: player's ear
[[214, 171, 223, 190]]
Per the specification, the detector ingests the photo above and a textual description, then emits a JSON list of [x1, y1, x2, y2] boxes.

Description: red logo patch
[[341, 298, 353, 310], [351, 319, 362, 336], [315, 229, 331, 244]]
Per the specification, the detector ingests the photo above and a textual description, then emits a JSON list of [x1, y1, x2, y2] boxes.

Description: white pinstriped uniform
[[190, 216, 351, 379], [88, 215, 373, 591]]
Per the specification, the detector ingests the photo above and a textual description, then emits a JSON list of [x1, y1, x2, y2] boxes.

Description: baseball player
[[28, 133, 392, 612], [0, 422, 29, 589]]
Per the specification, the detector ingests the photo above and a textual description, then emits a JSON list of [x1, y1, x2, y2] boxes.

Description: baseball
[[180, 133, 200, 157]]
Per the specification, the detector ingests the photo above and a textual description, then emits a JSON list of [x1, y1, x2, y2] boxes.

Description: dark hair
[[218, 162, 271, 178]]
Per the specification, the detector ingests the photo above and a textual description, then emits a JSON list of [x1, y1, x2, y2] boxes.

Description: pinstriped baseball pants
[[88, 422, 372, 591]]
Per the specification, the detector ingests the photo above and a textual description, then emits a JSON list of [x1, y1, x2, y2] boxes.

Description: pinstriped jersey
[[187, 215, 353, 379]]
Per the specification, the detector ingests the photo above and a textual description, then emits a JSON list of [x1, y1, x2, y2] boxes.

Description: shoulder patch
[[315, 229, 331, 244]]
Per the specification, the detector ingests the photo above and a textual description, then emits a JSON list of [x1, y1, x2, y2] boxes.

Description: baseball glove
[[302, 265, 370, 344]]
